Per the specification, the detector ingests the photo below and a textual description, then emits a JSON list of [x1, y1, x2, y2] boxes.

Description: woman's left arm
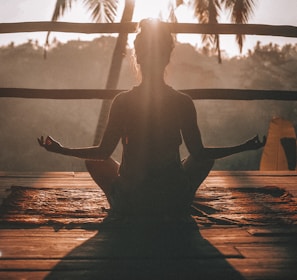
[[203, 135, 266, 160]]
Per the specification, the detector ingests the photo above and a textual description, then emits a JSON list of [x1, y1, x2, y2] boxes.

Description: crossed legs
[[85, 156, 214, 210]]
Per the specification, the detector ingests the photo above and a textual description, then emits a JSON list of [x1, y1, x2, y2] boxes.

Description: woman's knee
[[85, 158, 119, 178], [182, 155, 214, 193], [182, 155, 214, 174], [85, 158, 119, 192]]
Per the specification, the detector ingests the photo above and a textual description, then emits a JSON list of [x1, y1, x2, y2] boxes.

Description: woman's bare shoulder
[[112, 88, 137, 106], [168, 87, 194, 107]]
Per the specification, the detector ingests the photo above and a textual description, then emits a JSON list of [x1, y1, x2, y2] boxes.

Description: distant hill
[[0, 37, 296, 171]]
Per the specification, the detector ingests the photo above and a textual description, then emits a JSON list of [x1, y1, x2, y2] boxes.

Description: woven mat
[[0, 186, 108, 227], [192, 185, 297, 226], [1, 185, 297, 227]]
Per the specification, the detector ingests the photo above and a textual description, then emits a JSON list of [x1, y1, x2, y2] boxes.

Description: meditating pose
[[38, 19, 265, 221]]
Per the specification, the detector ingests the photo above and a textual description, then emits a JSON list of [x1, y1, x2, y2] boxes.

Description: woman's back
[[118, 85, 186, 180]]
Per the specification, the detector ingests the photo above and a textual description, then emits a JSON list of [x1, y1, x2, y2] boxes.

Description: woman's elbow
[[94, 148, 112, 161], [189, 147, 205, 160]]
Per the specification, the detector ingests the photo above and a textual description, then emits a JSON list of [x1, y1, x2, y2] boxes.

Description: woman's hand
[[37, 136, 63, 153], [244, 135, 266, 150]]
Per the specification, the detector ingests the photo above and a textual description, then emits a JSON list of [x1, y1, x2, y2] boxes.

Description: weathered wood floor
[[0, 171, 297, 280]]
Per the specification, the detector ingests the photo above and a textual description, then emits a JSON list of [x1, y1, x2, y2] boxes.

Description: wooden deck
[[0, 171, 297, 280]]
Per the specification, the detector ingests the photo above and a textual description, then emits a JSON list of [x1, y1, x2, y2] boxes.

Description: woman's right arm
[[37, 135, 112, 160], [38, 95, 124, 160]]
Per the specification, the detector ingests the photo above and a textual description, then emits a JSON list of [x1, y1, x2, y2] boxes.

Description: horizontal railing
[[1, 22, 296, 101], [1, 88, 297, 100], [0, 22, 297, 37]]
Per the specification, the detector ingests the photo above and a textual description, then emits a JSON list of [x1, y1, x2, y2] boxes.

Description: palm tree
[[194, 0, 222, 63], [46, 0, 135, 145], [193, 0, 256, 63], [45, 0, 119, 57], [49, 0, 118, 25], [47, 1, 256, 61], [92, 0, 135, 145]]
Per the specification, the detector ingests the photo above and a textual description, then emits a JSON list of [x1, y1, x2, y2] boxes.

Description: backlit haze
[[0, 0, 296, 57]]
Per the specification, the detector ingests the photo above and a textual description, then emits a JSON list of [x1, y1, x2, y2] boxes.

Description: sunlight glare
[[133, 0, 173, 21]]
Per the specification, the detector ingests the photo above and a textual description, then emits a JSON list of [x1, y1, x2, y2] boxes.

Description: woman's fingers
[[46, 136, 52, 145], [37, 136, 44, 146], [37, 136, 52, 147]]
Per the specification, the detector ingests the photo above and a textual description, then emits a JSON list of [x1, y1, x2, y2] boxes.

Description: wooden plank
[[0, 267, 250, 280], [236, 246, 297, 259], [0, 172, 76, 178], [201, 228, 297, 244], [0, 21, 138, 34], [0, 241, 242, 259], [0, 180, 98, 189], [0, 22, 296, 37], [208, 170, 297, 175], [1, 260, 296, 280], [0, 253, 296, 279], [3, 172, 280, 188], [0, 271, 50, 280], [2, 257, 297, 271], [247, 228, 297, 236], [1, 172, 297, 280], [229, 258, 297, 268], [1, 88, 297, 100], [204, 236, 297, 246], [0, 173, 98, 190], [227, 264, 297, 280], [2, 227, 295, 245], [1, 170, 296, 178], [0, 230, 97, 239]]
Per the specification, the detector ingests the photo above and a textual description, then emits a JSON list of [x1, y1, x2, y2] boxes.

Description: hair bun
[[138, 18, 169, 35], [134, 18, 175, 64]]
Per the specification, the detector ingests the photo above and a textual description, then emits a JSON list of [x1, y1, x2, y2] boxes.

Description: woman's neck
[[140, 71, 166, 89]]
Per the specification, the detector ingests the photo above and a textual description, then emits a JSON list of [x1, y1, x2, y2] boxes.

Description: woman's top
[[108, 84, 199, 182]]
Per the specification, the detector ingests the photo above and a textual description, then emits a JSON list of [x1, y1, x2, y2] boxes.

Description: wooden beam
[[170, 23, 297, 38], [0, 22, 296, 38], [184, 89, 297, 100], [1, 88, 297, 101], [0, 22, 137, 35], [0, 88, 121, 99]]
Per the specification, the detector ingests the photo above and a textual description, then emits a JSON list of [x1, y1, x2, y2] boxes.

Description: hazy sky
[[0, 0, 296, 56]]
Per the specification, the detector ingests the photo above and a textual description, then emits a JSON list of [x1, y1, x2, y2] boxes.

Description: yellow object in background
[[260, 117, 296, 171]]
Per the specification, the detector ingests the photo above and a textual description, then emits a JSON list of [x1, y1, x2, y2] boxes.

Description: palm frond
[[223, 0, 255, 52], [166, 0, 179, 22], [45, 0, 75, 45], [84, 0, 118, 23], [44, 0, 75, 58], [194, 0, 221, 62], [51, 0, 75, 21], [44, 0, 119, 58], [224, 0, 255, 23], [168, 7, 178, 22], [194, 0, 208, 23], [208, 0, 221, 23]]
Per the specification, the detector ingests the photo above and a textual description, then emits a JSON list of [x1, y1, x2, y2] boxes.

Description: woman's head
[[134, 19, 175, 73]]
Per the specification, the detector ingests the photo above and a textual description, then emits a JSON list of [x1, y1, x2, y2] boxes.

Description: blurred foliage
[[0, 37, 296, 171]]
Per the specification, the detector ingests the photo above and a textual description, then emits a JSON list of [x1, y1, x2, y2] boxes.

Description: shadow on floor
[[45, 221, 245, 280]]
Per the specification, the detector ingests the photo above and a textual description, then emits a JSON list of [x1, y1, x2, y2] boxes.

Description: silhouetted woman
[[38, 19, 265, 221]]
